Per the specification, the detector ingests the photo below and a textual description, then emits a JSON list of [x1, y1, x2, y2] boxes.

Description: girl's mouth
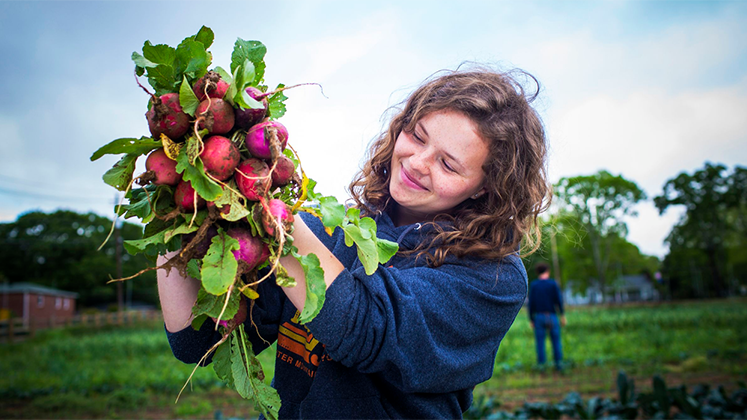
[[400, 165, 427, 191]]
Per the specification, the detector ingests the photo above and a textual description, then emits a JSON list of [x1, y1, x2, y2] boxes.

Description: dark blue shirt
[[528, 278, 564, 320]]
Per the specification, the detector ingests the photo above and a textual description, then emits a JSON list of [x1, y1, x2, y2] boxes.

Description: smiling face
[[389, 110, 489, 226]]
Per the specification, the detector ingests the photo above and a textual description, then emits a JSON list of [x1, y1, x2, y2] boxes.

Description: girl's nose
[[409, 151, 431, 175]]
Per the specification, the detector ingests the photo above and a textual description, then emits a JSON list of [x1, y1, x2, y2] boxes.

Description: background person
[[528, 262, 566, 371]]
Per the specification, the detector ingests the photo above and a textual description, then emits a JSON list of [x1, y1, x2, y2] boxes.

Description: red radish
[[235, 158, 270, 201], [235, 87, 268, 129], [227, 227, 270, 271], [245, 121, 288, 159], [271, 155, 296, 188], [146, 93, 190, 140], [196, 98, 235, 134], [200, 136, 240, 181], [145, 148, 180, 186], [262, 198, 293, 236], [193, 71, 229, 101], [174, 180, 206, 211]]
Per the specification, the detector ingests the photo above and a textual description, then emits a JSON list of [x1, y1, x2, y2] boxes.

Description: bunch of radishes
[[92, 29, 396, 419], [142, 75, 296, 277]]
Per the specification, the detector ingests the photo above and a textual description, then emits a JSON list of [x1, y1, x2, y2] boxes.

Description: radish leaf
[[90, 137, 160, 161], [200, 229, 240, 295], [179, 75, 200, 116], [268, 84, 287, 120], [175, 147, 223, 201], [102, 154, 138, 191], [293, 251, 326, 324]]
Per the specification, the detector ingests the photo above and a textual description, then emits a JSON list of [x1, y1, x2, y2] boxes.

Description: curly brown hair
[[348, 66, 551, 266]]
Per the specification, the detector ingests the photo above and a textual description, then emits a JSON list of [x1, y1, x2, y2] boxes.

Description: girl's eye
[[412, 133, 425, 144], [442, 159, 456, 173]]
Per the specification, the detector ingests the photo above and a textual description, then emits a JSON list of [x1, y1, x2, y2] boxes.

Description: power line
[[0, 185, 111, 203]]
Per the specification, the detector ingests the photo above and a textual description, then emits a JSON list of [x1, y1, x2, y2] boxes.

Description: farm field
[[1, 298, 745, 419]]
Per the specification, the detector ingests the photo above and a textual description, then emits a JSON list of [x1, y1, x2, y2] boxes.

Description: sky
[[1, 0, 746, 259]]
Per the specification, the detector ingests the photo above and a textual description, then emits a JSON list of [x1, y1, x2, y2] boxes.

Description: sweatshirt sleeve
[[305, 254, 527, 394]]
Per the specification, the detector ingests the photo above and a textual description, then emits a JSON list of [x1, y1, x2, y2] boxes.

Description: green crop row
[[1, 299, 744, 404], [494, 298, 747, 373]]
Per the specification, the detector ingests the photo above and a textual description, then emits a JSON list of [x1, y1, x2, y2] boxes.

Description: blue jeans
[[533, 313, 563, 368]]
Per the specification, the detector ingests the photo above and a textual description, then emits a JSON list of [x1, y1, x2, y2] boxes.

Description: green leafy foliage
[[90, 137, 161, 161], [102, 154, 138, 191], [341, 208, 399, 275], [554, 170, 646, 302], [132, 27, 213, 95], [231, 39, 266, 86], [179, 75, 200, 116], [233, 326, 281, 420], [292, 251, 326, 324], [192, 287, 239, 320], [654, 163, 747, 298], [268, 84, 288, 119]]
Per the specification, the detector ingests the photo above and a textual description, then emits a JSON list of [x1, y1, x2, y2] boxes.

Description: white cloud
[[549, 79, 747, 194], [548, 79, 747, 257], [278, 10, 400, 84]]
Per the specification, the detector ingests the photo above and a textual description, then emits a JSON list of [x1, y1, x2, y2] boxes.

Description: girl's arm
[[278, 216, 345, 312], [156, 250, 201, 333]]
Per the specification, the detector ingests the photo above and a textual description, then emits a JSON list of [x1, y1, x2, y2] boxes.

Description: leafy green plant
[[467, 372, 747, 420]]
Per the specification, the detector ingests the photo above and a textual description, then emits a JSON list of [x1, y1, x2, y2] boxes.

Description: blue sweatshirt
[[527, 278, 564, 321], [166, 210, 528, 419]]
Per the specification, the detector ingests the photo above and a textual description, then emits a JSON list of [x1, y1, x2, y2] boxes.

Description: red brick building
[[0, 283, 78, 327]]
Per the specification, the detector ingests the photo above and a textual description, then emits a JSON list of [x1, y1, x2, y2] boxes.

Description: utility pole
[[115, 221, 123, 312], [113, 193, 123, 312]]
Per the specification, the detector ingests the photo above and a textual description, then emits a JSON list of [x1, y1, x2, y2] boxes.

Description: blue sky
[[1, 1, 746, 258]]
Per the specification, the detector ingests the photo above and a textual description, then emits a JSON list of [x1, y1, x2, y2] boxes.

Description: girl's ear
[[471, 187, 487, 200]]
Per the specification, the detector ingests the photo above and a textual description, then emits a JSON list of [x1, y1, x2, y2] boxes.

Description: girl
[[158, 66, 550, 419]]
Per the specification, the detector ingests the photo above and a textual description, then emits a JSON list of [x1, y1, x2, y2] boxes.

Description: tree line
[[0, 162, 743, 308], [523, 162, 747, 301], [0, 211, 158, 309]]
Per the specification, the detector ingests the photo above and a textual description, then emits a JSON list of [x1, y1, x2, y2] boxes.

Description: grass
[[1, 298, 745, 418], [480, 297, 747, 409]]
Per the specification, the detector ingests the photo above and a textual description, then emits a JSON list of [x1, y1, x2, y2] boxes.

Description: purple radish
[[245, 121, 288, 159], [227, 227, 270, 271], [235, 87, 269, 129]]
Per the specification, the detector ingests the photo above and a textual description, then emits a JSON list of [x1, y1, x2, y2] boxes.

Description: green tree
[[554, 170, 647, 302], [654, 163, 747, 297], [523, 208, 659, 299], [0, 210, 158, 308]]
